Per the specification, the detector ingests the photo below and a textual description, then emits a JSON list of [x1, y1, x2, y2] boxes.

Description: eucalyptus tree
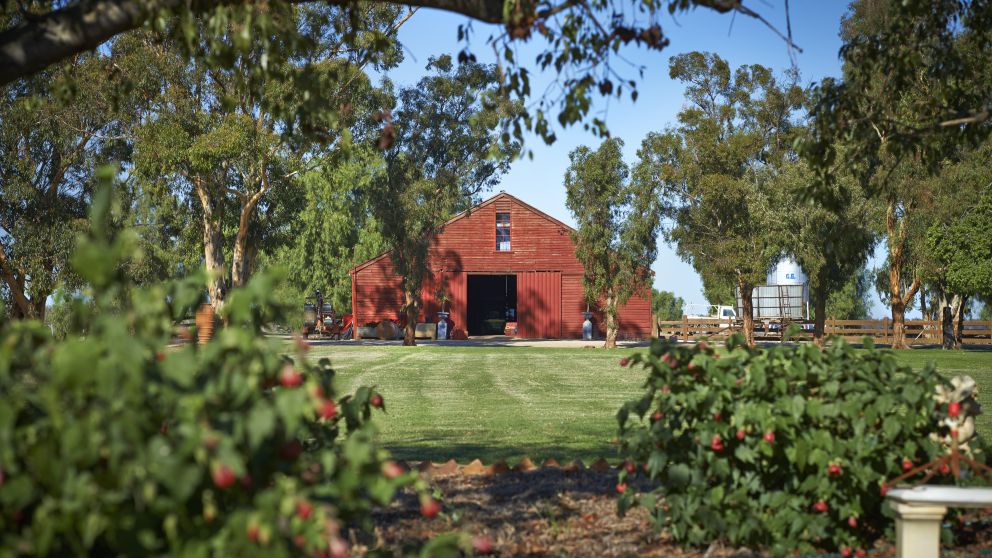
[[769, 159, 880, 344], [803, 0, 992, 202], [369, 56, 516, 346], [0, 35, 151, 319], [132, 4, 401, 309], [922, 142, 992, 348], [564, 138, 661, 348], [638, 52, 804, 346], [279, 145, 388, 313], [652, 289, 684, 321]]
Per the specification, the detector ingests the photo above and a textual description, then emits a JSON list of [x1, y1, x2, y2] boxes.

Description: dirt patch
[[351, 466, 992, 557]]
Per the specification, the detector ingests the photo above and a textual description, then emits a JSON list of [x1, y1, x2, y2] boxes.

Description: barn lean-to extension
[[349, 192, 652, 340]]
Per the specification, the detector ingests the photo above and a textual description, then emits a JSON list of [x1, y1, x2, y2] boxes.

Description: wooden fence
[[655, 318, 992, 346]]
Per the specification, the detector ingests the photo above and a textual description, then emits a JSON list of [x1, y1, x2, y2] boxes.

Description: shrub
[[616, 335, 983, 556], [0, 186, 445, 557]]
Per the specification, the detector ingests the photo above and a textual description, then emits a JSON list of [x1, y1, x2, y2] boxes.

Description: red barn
[[349, 192, 652, 339]]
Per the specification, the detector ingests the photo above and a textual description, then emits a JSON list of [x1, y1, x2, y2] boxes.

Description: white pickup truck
[[685, 305, 737, 327]]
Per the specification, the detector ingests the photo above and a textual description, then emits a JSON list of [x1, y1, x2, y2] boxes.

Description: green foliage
[[639, 52, 804, 343], [825, 267, 874, 321], [926, 185, 992, 301], [370, 56, 516, 344], [802, 0, 992, 205], [768, 159, 879, 333], [565, 138, 661, 344], [652, 289, 684, 321], [616, 335, 980, 556], [1, 0, 802, 157], [0, 44, 140, 319], [276, 146, 387, 316], [0, 183, 429, 556]]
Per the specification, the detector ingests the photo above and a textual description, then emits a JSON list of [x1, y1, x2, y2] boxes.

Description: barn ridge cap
[[349, 192, 575, 274]]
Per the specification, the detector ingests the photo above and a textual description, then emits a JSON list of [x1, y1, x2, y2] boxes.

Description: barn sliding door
[[517, 271, 561, 338]]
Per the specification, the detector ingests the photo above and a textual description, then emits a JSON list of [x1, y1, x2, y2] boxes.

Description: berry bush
[[616, 335, 985, 556], [0, 187, 452, 557]]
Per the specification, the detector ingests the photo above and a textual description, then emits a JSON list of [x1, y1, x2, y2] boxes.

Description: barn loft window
[[496, 212, 511, 251]]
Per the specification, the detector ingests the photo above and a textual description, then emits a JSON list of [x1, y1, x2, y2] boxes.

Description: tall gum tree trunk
[[604, 293, 618, 349], [886, 201, 919, 350], [738, 276, 755, 347], [954, 295, 967, 348], [195, 182, 227, 311], [812, 282, 827, 347], [231, 171, 270, 289], [403, 289, 417, 346], [230, 204, 254, 289]]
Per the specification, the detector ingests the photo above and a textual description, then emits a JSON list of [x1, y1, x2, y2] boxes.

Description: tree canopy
[[640, 51, 803, 346], [370, 56, 516, 345], [564, 137, 660, 348]]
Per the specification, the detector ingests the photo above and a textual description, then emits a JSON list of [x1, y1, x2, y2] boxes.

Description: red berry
[[736, 429, 746, 441], [212, 464, 236, 489], [317, 399, 337, 420], [619, 357, 630, 367], [940, 463, 951, 475], [280, 440, 303, 461], [247, 522, 261, 543], [651, 411, 664, 423], [840, 547, 852, 558], [713, 412, 721, 422], [763, 431, 775, 444], [828, 463, 842, 477], [813, 500, 828, 513], [902, 459, 913, 472], [420, 497, 441, 518], [880, 484, 889, 497], [948, 401, 961, 418], [370, 394, 383, 408], [296, 500, 313, 520], [624, 461, 636, 474], [710, 434, 724, 452], [382, 461, 404, 479], [848, 516, 858, 528], [698, 341, 709, 351], [855, 550, 866, 558], [615, 482, 627, 494], [328, 538, 349, 558], [280, 365, 303, 388], [472, 535, 494, 554]]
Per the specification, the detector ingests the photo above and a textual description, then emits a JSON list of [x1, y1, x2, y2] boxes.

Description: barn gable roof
[[349, 192, 575, 274]]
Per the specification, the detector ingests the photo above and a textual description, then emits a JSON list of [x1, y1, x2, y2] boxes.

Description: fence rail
[[653, 318, 992, 346]]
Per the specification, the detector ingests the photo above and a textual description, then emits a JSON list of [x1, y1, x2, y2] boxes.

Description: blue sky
[[380, 2, 898, 317]]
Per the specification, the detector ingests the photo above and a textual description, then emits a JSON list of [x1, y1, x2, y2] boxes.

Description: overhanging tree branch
[[0, 0, 504, 86]]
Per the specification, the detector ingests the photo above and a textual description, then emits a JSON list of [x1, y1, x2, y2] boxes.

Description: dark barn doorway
[[467, 274, 517, 336]]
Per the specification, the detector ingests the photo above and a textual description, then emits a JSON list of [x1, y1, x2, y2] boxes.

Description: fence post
[[883, 317, 891, 346], [682, 316, 688, 342]]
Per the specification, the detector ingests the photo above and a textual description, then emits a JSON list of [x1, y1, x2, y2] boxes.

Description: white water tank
[[767, 257, 807, 286]]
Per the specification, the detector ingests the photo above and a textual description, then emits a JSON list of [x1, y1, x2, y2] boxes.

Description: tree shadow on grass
[[381, 440, 621, 466]]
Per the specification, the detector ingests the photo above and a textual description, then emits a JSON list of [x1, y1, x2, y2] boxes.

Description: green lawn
[[305, 343, 992, 465]]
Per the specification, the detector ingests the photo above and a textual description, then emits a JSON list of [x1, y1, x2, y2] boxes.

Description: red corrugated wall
[[350, 193, 652, 339], [518, 271, 561, 338]]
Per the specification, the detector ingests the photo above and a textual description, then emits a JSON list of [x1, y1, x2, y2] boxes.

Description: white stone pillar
[[888, 501, 947, 558]]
